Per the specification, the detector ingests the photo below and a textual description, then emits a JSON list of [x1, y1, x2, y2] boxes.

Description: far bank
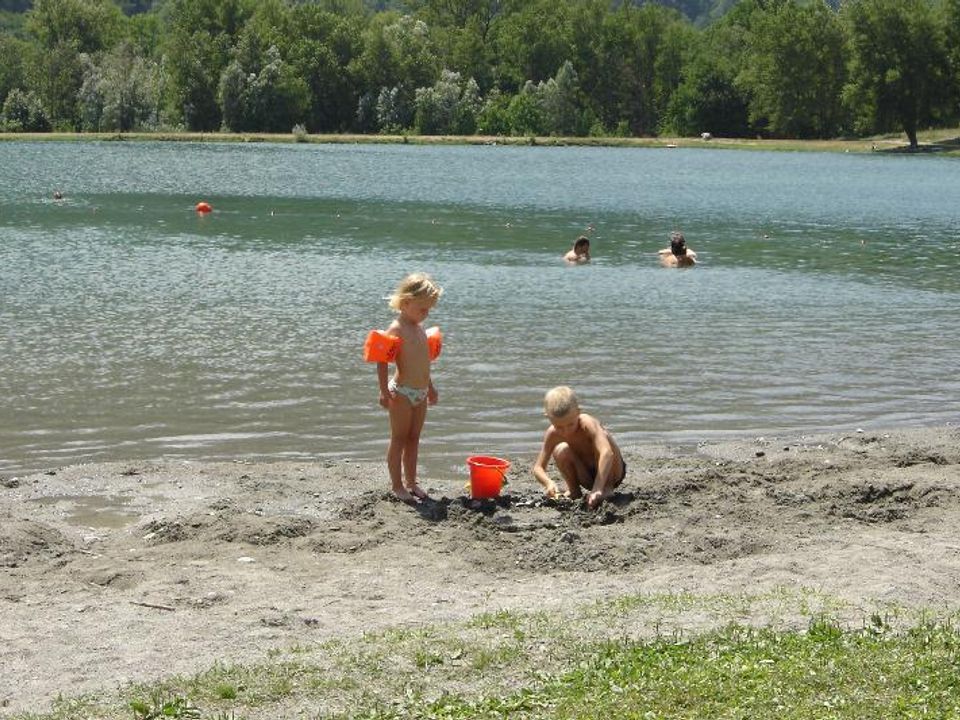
[[1, 128, 959, 156]]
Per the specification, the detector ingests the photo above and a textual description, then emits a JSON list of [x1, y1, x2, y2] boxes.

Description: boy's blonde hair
[[388, 272, 444, 311], [544, 385, 579, 418]]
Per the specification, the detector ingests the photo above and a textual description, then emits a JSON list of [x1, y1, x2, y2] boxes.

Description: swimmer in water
[[564, 236, 591, 264], [658, 231, 696, 267]]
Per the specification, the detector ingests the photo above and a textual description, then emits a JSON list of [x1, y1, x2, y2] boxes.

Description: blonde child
[[532, 386, 626, 509], [374, 273, 443, 502]]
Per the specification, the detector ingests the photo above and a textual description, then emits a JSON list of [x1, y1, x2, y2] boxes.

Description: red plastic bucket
[[466, 455, 510, 499]]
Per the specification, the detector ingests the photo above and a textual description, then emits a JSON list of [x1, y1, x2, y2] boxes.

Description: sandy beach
[[2, 425, 959, 716]]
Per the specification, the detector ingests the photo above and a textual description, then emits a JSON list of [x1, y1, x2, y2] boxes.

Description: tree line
[[1, 0, 958, 147]]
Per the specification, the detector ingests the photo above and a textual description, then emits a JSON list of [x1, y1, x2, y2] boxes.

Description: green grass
[[1, 127, 958, 155], [337, 618, 960, 720], [10, 591, 960, 720]]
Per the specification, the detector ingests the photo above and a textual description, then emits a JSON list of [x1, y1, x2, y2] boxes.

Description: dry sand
[[2, 425, 960, 715]]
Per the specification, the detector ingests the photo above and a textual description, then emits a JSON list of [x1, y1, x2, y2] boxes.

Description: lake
[[1, 140, 958, 477]]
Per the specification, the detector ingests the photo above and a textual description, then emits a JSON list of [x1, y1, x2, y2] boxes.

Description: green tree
[[413, 68, 480, 134], [355, 14, 439, 130], [444, 15, 494, 91], [23, 0, 127, 129], [476, 86, 511, 134], [492, 0, 574, 92], [218, 44, 308, 132], [382, 14, 438, 90], [287, 4, 365, 132], [247, 46, 310, 132], [127, 11, 165, 59], [943, 0, 960, 118], [842, 0, 952, 148], [78, 42, 159, 131], [505, 81, 543, 135], [26, 0, 125, 54], [24, 40, 84, 129], [408, 0, 502, 91], [160, 0, 254, 130], [1, 87, 49, 131], [566, 0, 615, 129], [101, 43, 157, 131], [539, 60, 581, 136], [406, 0, 502, 30], [77, 52, 105, 130], [570, 2, 689, 136], [664, 22, 750, 136], [739, 0, 847, 138], [376, 84, 406, 130], [0, 35, 28, 108], [0, 10, 28, 39], [217, 59, 245, 130]]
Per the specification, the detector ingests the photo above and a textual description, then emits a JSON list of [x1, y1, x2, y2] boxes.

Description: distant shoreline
[[2, 128, 959, 155]]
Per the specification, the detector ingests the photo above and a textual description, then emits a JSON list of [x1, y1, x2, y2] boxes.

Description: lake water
[[1, 140, 958, 477]]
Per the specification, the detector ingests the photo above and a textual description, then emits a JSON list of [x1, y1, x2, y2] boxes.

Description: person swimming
[[659, 231, 697, 267], [564, 236, 591, 264]]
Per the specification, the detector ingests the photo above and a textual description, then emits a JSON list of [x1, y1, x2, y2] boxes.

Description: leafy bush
[[1, 87, 49, 131]]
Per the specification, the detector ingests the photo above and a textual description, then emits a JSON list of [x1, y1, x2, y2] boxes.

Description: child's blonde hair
[[388, 272, 444, 311], [544, 385, 579, 418]]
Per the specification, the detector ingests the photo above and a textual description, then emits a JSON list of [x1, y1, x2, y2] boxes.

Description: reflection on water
[[1, 142, 958, 476]]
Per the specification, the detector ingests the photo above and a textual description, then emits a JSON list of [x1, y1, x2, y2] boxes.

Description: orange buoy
[[195, 201, 213, 214]]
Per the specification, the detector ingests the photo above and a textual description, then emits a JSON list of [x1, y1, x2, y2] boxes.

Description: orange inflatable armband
[[364, 330, 402, 363], [426, 326, 443, 361]]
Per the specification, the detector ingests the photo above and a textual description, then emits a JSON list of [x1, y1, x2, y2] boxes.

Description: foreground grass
[[12, 590, 960, 720], [384, 620, 960, 720], [1, 127, 959, 155]]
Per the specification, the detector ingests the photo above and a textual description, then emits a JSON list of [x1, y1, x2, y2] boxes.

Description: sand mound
[[0, 517, 73, 568]]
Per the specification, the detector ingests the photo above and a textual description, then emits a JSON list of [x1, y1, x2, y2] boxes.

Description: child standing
[[374, 273, 444, 502], [532, 386, 626, 509]]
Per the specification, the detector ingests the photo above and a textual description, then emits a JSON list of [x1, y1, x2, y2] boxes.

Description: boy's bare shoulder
[[578, 414, 615, 444], [542, 423, 561, 442], [578, 412, 603, 430]]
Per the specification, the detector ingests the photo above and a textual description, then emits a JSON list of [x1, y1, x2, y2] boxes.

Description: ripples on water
[[1, 142, 958, 475]]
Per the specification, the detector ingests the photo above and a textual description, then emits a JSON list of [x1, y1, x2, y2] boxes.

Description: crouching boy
[[532, 386, 626, 509]]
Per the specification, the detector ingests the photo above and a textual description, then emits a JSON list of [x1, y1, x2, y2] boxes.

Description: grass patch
[[0, 128, 958, 155], [338, 619, 960, 719], [10, 590, 960, 720]]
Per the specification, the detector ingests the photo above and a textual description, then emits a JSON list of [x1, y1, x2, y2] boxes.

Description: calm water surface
[[1, 141, 958, 477]]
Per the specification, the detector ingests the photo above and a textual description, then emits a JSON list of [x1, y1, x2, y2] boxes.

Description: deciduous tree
[[287, 4, 364, 132], [0, 35, 27, 108], [1, 87, 49, 131], [161, 0, 254, 130], [26, 0, 125, 54], [842, 0, 951, 148], [739, 0, 847, 138]]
